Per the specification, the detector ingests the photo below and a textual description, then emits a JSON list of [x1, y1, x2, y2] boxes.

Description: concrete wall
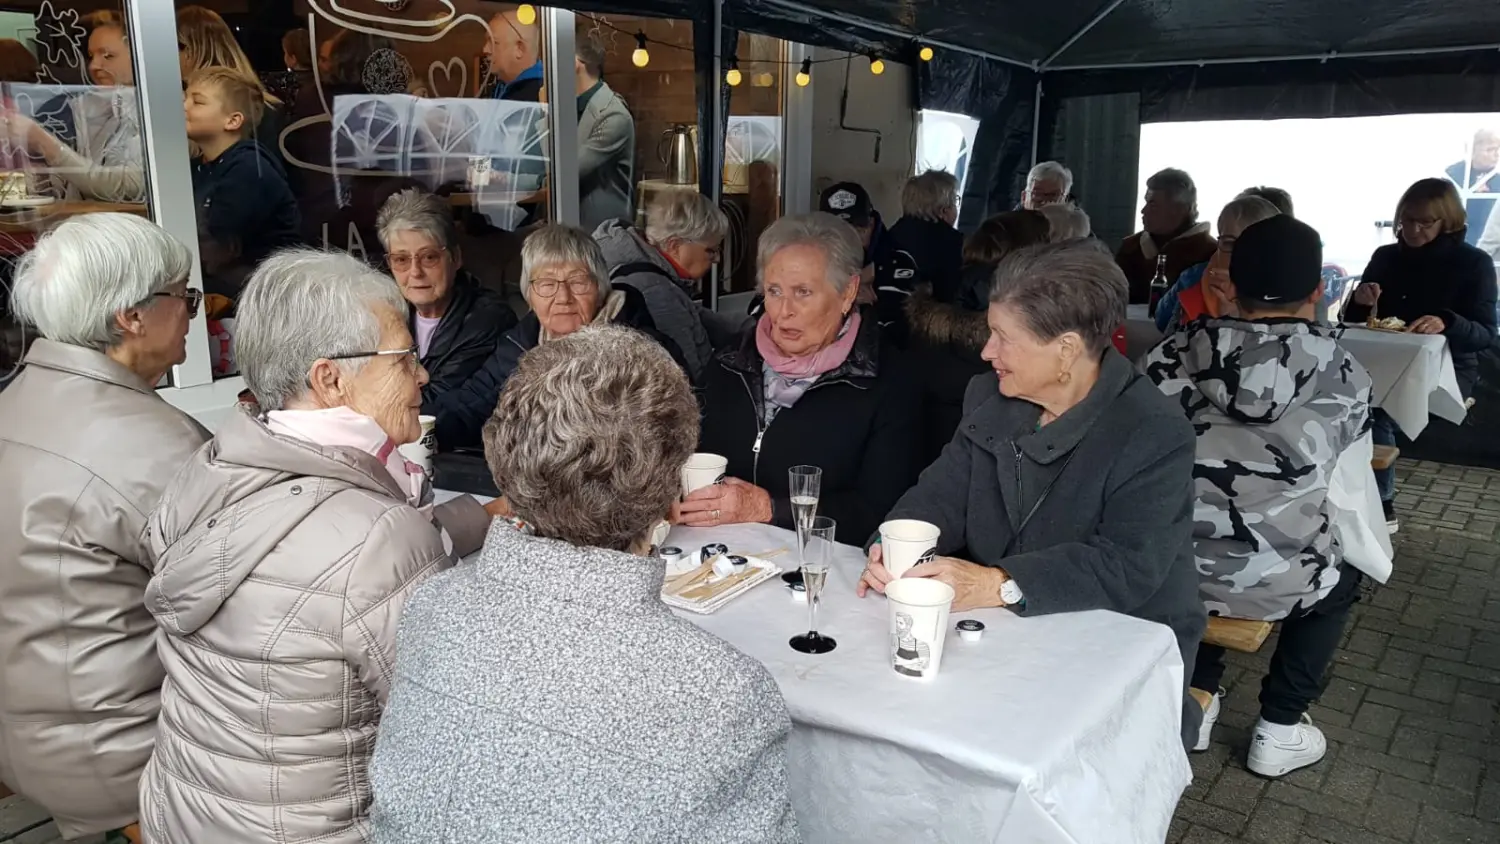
[[809, 48, 916, 222]]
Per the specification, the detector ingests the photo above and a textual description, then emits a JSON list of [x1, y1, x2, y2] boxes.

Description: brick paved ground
[[4, 461, 1499, 843], [1171, 460, 1500, 844]]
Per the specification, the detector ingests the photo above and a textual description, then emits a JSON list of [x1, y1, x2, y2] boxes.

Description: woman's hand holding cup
[[857, 543, 895, 597], [671, 477, 773, 527]]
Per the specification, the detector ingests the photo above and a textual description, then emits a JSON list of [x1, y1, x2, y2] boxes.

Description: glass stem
[[805, 581, 818, 635]]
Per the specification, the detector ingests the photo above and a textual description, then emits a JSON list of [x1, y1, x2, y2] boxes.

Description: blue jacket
[[1154, 261, 1208, 333], [192, 139, 301, 298]]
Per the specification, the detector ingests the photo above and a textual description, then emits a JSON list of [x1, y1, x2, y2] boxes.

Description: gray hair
[[483, 325, 698, 552], [1039, 203, 1092, 242], [1219, 195, 1281, 234], [1146, 168, 1197, 209], [235, 248, 409, 411], [376, 188, 458, 253], [643, 190, 729, 249], [989, 240, 1126, 356], [902, 169, 959, 222], [756, 212, 863, 295], [1027, 161, 1074, 195], [10, 214, 192, 351], [520, 225, 610, 300]]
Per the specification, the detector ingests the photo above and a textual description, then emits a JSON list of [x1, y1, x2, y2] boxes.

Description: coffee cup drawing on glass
[[886, 578, 955, 680], [681, 453, 729, 497], [879, 519, 941, 578]]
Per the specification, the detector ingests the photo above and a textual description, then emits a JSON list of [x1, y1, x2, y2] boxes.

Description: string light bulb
[[869, 54, 885, 75], [725, 57, 741, 87], [631, 31, 650, 68], [795, 58, 811, 87], [515, 4, 537, 25], [919, 45, 934, 62]]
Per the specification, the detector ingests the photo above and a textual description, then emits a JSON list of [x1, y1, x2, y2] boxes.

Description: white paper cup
[[880, 519, 941, 578], [681, 453, 728, 496], [886, 578, 955, 681], [397, 415, 438, 476]]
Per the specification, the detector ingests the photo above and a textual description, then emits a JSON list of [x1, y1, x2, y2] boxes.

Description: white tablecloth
[[1335, 327, 1467, 437], [668, 522, 1191, 844]]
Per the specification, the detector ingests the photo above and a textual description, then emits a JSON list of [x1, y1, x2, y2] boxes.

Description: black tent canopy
[[744, 0, 1500, 72]]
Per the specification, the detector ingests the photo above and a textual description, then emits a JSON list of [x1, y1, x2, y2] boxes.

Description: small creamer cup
[[880, 519, 941, 578], [886, 577, 955, 681], [681, 453, 729, 496]]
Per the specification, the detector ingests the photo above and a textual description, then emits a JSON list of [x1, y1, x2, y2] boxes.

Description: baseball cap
[[1228, 215, 1323, 304], [819, 182, 873, 227]]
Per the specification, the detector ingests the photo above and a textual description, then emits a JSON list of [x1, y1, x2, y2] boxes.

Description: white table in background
[[668, 523, 1191, 844], [1335, 327, 1467, 437]]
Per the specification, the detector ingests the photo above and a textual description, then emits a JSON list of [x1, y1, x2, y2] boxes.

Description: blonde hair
[[187, 66, 266, 137], [1397, 178, 1467, 234], [177, 6, 280, 105], [902, 169, 959, 222]]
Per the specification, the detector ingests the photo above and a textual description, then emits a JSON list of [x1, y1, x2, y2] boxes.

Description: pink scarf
[[756, 311, 861, 410], [265, 406, 428, 504]]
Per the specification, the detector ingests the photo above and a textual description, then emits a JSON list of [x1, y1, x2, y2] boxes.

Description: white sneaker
[[1247, 715, 1327, 777], [1194, 690, 1222, 752]]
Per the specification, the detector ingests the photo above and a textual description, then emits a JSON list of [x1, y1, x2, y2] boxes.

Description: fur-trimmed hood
[[906, 285, 989, 354]]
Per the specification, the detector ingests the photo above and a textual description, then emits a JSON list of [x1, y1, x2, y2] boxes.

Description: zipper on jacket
[[1012, 443, 1024, 554], [733, 367, 865, 487]]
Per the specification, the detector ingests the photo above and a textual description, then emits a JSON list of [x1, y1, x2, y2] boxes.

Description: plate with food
[[1353, 317, 1408, 334], [0, 196, 56, 209]]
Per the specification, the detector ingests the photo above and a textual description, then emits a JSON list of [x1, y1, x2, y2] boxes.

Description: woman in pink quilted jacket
[[137, 249, 494, 843]]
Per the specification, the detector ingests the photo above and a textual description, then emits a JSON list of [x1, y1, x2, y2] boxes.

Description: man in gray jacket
[[574, 32, 635, 231], [1144, 215, 1373, 778]]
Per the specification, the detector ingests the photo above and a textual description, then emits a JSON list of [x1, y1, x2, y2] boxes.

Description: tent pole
[[757, 0, 1036, 71], [1040, 0, 1129, 68], [1046, 42, 1500, 73], [1030, 77, 1043, 168]]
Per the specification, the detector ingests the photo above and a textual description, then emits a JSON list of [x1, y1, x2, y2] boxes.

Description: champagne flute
[[790, 516, 837, 654], [788, 465, 822, 568]]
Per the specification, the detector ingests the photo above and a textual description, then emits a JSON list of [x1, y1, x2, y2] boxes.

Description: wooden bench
[[1371, 445, 1400, 471], [1204, 616, 1274, 653]]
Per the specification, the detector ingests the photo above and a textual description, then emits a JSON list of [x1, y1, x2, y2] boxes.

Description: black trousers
[[1192, 566, 1364, 726]]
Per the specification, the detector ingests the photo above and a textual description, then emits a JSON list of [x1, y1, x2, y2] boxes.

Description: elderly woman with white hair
[[594, 189, 733, 379], [1154, 194, 1282, 332], [888, 168, 965, 301], [137, 249, 495, 844], [371, 326, 799, 841], [0, 214, 206, 842], [376, 188, 516, 407], [431, 224, 683, 449], [680, 212, 923, 544], [1116, 167, 1218, 303], [858, 240, 1206, 750]]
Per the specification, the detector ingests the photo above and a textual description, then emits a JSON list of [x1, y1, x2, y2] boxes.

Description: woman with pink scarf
[[678, 213, 925, 544]]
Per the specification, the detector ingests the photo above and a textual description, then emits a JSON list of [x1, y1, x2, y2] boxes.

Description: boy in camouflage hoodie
[[1145, 215, 1373, 778]]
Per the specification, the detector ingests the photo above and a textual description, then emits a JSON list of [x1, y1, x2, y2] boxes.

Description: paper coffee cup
[[397, 415, 438, 476], [886, 578, 955, 681], [681, 453, 728, 496], [880, 519, 941, 578]]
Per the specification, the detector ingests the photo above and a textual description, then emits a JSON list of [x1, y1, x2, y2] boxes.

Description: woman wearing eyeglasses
[[136, 248, 496, 843], [1344, 178, 1498, 532], [376, 190, 516, 410], [430, 224, 686, 449], [0, 215, 208, 841]]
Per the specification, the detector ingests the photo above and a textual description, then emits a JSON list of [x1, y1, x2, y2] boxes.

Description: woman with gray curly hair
[[430, 224, 684, 449], [594, 189, 733, 379], [370, 326, 799, 842], [682, 212, 924, 544]]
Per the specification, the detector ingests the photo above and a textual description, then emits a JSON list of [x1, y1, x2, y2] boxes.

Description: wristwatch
[[999, 577, 1025, 608]]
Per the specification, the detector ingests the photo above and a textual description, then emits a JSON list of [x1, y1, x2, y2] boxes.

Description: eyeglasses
[[326, 345, 421, 372], [531, 276, 597, 299], [387, 249, 447, 273], [1400, 216, 1441, 229], [154, 289, 202, 318]]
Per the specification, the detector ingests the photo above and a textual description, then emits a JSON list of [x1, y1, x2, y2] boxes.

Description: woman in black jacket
[[430, 225, 683, 450], [906, 210, 1050, 465], [1343, 178, 1499, 528], [678, 214, 924, 545]]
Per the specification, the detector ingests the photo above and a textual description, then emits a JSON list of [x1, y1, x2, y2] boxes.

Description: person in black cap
[[1143, 214, 1379, 777], [818, 181, 890, 287], [816, 181, 920, 347]]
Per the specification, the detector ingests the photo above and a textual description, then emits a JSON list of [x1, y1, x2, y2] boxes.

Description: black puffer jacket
[[431, 284, 684, 450], [905, 282, 991, 465], [887, 215, 964, 303], [697, 317, 924, 544], [414, 271, 518, 412], [1345, 231, 1498, 397]]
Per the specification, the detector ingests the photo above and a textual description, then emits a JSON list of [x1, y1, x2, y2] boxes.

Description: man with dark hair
[[573, 30, 634, 230], [1145, 215, 1384, 778]]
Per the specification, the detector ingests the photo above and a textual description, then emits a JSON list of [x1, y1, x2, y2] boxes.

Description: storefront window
[[168, 2, 552, 378], [722, 31, 784, 295], [915, 109, 979, 217], [1, 2, 151, 388]]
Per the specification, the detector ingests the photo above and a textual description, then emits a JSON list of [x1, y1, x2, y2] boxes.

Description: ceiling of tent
[[756, 0, 1500, 70]]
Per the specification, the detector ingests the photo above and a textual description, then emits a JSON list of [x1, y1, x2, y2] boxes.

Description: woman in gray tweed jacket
[[369, 325, 800, 843]]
